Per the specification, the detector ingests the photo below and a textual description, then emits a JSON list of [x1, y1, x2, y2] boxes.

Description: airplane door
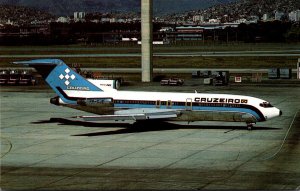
[[186, 98, 193, 111], [156, 100, 161, 108], [166, 100, 172, 109]]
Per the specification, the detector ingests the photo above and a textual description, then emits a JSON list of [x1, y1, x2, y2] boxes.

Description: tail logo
[[59, 68, 76, 86]]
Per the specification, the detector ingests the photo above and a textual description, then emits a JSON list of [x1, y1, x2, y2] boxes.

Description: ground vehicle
[[0, 70, 9, 85], [192, 71, 201, 78], [19, 71, 36, 85], [160, 78, 184, 86], [7, 70, 20, 85], [192, 70, 212, 78], [1, 70, 36, 85], [211, 71, 229, 86]]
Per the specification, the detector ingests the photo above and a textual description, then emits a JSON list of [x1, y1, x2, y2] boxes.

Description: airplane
[[13, 59, 282, 130]]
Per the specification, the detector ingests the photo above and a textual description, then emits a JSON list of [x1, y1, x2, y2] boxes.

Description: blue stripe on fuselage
[[114, 103, 262, 121]]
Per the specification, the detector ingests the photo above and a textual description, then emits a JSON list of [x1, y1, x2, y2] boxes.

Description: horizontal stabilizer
[[13, 59, 64, 66]]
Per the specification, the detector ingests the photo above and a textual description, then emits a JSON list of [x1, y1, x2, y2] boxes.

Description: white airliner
[[14, 59, 282, 129]]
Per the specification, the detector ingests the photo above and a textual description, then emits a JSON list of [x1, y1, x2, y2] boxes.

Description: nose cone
[[264, 107, 282, 120]]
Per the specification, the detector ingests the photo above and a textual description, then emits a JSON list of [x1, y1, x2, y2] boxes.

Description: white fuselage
[[59, 89, 281, 123]]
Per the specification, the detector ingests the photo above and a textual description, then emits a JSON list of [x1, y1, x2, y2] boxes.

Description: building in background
[[74, 12, 86, 22], [289, 10, 300, 22], [57, 17, 70, 23], [193, 15, 204, 23], [175, 26, 203, 41], [262, 13, 269, 21], [274, 11, 284, 21]]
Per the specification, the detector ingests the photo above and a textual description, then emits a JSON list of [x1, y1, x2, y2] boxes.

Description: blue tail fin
[[13, 59, 102, 104]]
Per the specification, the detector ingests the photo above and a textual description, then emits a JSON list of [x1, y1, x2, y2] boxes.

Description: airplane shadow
[[31, 118, 280, 137], [32, 118, 131, 128]]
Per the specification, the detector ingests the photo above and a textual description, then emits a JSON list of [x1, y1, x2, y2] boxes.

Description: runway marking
[[0, 137, 12, 158], [163, 130, 251, 169], [34, 129, 200, 190], [196, 147, 271, 190], [224, 129, 235, 133], [259, 110, 299, 161]]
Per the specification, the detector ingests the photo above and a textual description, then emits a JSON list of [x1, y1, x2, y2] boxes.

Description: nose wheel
[[246, 123, 255, 130]]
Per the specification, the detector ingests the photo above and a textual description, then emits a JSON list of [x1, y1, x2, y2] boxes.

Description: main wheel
[[247, 123, 253, 130]]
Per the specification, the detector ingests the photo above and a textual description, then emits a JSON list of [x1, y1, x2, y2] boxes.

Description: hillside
[[0, 0, 237, 16], [195, 0, 300, 21], [0, 4, 54, 24]]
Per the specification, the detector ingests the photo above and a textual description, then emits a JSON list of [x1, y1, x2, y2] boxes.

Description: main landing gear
[[246, 123, 255, 130]]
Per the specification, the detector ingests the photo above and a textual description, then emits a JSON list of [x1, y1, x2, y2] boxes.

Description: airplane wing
[[77, 109, 181, 121]]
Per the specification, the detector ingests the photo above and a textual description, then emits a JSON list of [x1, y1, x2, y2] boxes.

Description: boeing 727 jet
[[13, 59, 282, 130]]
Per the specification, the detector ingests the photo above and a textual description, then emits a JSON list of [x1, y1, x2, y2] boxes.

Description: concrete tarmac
[[1, 83, 300, 190]]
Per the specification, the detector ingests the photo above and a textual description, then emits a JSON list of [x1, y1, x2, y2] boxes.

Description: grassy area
[[1, 42, 300, 54], [154, 56, 298, 69], [156, 42, 300, 52], [1, 56, 298, 69], [0, 43, 299, 69]]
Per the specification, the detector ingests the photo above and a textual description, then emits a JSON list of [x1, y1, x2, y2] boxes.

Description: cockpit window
[[260, 102, 273, 108]]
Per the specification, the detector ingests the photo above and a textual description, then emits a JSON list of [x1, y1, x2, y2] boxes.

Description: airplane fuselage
[[54, 89, 281, 123]]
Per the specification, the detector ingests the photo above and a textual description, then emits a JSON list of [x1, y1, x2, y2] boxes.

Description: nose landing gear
[[246, 123, 255, 130]]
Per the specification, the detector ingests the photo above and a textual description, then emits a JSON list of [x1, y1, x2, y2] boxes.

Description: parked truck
[[19, 71, 36, 85], [0, 70, 9, 85], [7, 70, 19, 85]]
